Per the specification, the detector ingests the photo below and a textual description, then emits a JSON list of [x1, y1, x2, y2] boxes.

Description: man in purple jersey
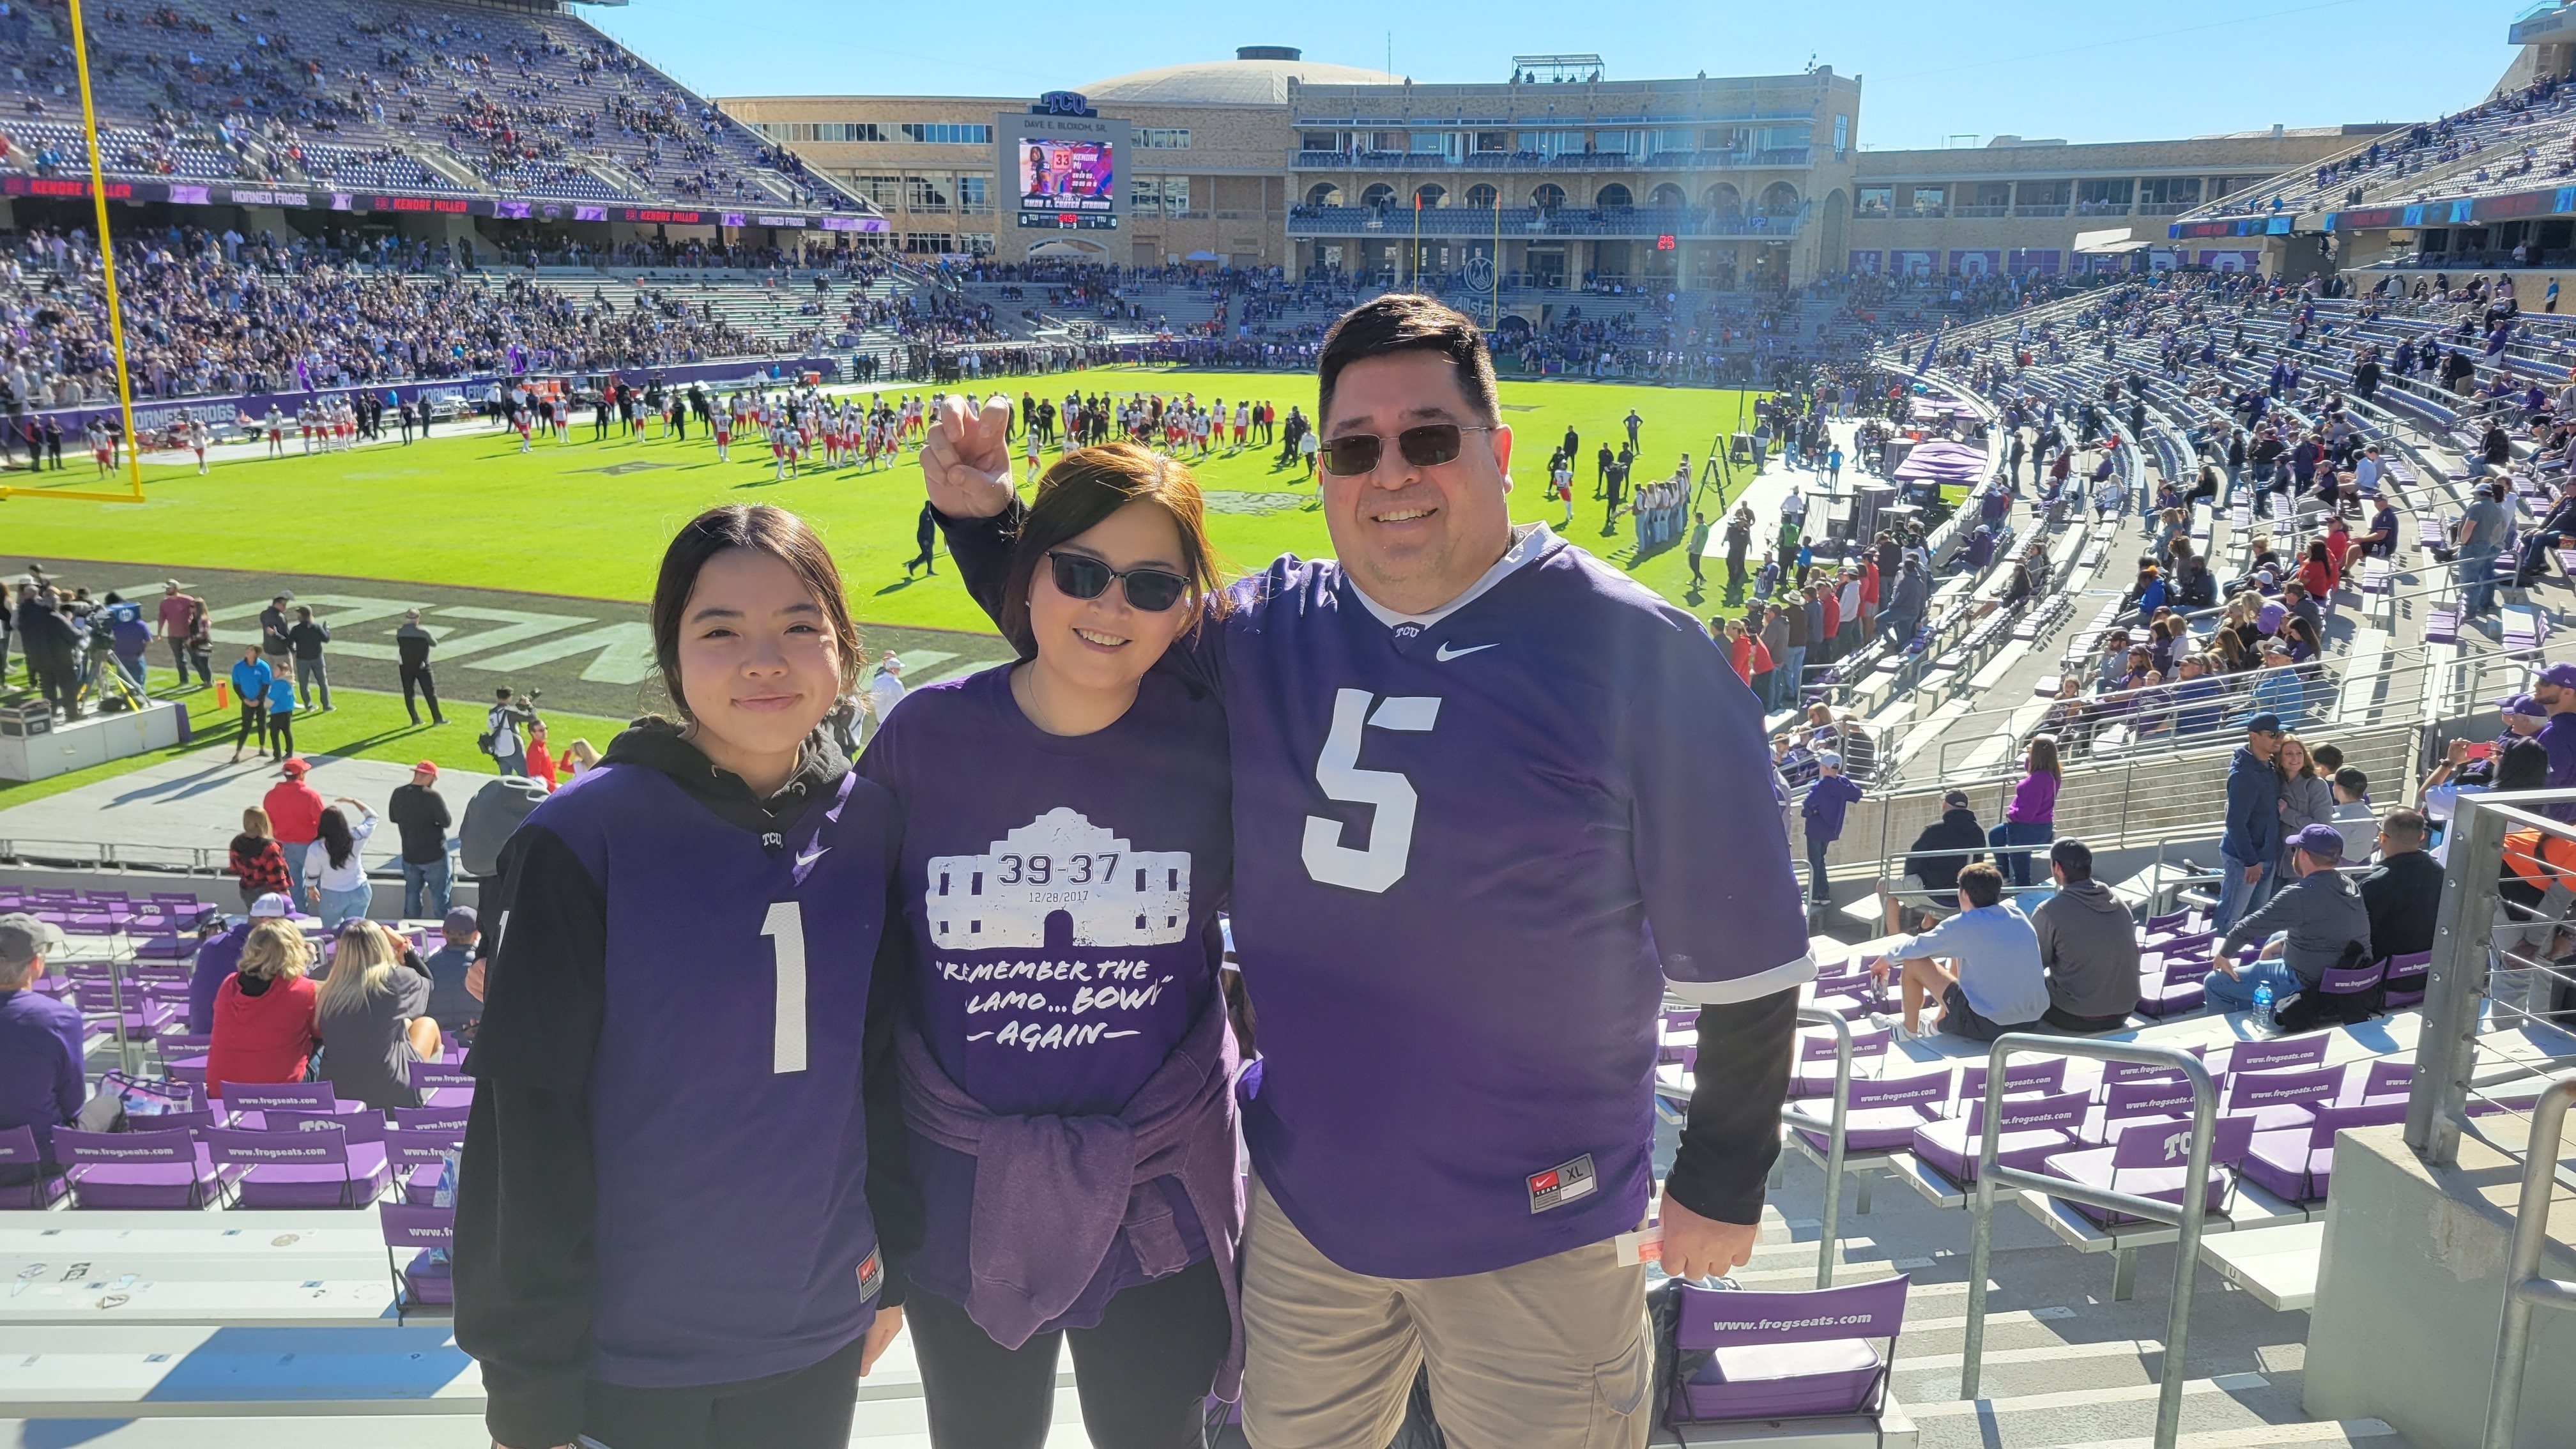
[[923, 295, 1811, 1448]]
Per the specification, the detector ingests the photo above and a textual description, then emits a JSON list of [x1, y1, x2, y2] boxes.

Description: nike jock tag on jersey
[[857, 1248, 884, 1300], [1528, 1154, 1598, 1213]]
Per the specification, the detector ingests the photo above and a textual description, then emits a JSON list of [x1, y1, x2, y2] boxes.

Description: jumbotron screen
[[997, 112, 1129, 230]]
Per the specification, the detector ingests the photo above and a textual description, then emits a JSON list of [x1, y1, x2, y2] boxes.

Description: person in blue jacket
[[227, 647, 272, 764], [263, 668, 298, 763], [1802, 751, 1867, 910], [2215, 712, 2287, 933]]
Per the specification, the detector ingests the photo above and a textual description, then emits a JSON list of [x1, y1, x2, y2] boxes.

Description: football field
[[0, 368, 1765, 636]]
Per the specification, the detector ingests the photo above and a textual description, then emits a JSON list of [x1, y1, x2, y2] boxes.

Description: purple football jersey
[[524, 763, 896, 1388], [1197, 526, 1813, 1278], [861, 664, 1229, 1328]]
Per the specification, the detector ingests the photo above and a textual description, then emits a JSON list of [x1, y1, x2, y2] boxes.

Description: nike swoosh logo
[[1434, 642, 1499, 662], [795, 846, 831, 871]]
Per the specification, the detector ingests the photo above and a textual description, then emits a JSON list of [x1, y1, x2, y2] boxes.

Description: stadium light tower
[[3, 0, 148, 505]]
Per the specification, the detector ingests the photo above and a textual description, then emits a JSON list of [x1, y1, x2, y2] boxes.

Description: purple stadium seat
[[2135, 958, 2211, 1018], [0, 1125, 67, 1210], [2225, 1035, 2331, 1075], [2037, 1114, 2255, 1225], [2349, 1058, 2415, 1105], [209, 1117, 390, 1209], [2241, 1098, 2409, 1202], [217, 1082, 341, 1117], [2080, 1078, 2203, 1144], [57, 1127, 230, 1209], [1666, 1275, 1908, 1423], [1910, 1089, 2090, 1184], [1788, 1073, 1950, 1153], [1789, 1027, 1891, 1098], [384, 1125, 461, 1207], [2223, 1066, 2343, 1132], [1948, 1056, 2068, 1112], [379, 1203, 456, 1319], [408, 1060, 475, 1109], [2382, 951, 2432, 1007], [2101, 1044, 2210, 1091]]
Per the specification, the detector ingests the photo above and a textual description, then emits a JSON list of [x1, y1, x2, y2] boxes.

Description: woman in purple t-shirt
[[862, 443, 1242, 1448], [1989, 735, 2063, 887]]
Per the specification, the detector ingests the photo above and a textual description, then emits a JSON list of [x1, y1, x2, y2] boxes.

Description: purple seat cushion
[[402, 1250, 454, 1307], [402, 1163, 445, 1207], [2134, 977, 2205, 1018], [2041, 1147, 2234, 1225], [230, 1145, 390, 1209], [0, 1173, 68, 1209], [1793, 1104, 1936, 1153], [2241, 1130, 2319, 1202], [1910, 1120, 2083, 1184], [70, 1146, 229, 1209], [2223, 1103, 2317, 1138], [1675, 1339, 1883, 1421]]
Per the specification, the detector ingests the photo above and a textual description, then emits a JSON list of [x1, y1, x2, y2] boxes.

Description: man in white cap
[[1800, 749, 1865, 911], [864, 650, 907, 740], [186, 893, 294, 1034], [0, 913, 83, 1186]]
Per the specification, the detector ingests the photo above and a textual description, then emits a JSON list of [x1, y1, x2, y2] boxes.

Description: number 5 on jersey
[[1303, 689, 1441, 894]]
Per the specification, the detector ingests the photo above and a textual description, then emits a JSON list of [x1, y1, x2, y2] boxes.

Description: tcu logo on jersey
[[1302, 689, 1440, 894]]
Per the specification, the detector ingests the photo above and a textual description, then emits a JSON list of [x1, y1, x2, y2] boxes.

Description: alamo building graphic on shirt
[[926, 807, 1192, 949]]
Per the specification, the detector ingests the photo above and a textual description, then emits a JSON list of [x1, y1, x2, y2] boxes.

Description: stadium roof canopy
[[1080, 51, 1400, 105]]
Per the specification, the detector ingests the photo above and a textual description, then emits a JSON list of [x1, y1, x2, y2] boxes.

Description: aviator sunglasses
[[1317, 422, 1496, 477], [1046, 551, 1192, 612]]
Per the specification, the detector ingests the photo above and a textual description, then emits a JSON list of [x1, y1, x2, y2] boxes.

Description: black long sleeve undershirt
[[1664, 990, 1798, 1225]]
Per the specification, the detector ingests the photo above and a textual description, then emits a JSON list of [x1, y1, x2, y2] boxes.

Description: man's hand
[[1656, 1191, 1758, 1282], [2211, 950, 2239, 980], [2242, 864, 2262, 884], [857, 1305, 904, 1377], [919, 395, 1015, 519], [464, 958, 486, 1002]]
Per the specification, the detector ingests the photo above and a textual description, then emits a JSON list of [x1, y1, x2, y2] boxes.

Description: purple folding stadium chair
[[2223, 1066, 2343, 1133], [2382, 950, 2432, 1008], [1790, 1027, 1890, 1098], [2037, 1114, 2255, 1225], [1948, 1057, 2067, 1113], [217, 1082, 341, 1117], [58, 1126, 230, 1209], [68, 979, 174, 1038], [2350, 1057, 2415, 1105], [384, 1125, 462, 1206], [2303, 957, 2389, 1026], [2080, 1078, 2202, 1145], [2225, 1034, 2331, 1076], [210, 1116, 391, 1209], [391, 1107, 470, 1133], [0, 1124, 67, 1210], [1912, 1089, 2090, 1185], [1788, 1073, 1949, 1153], [2101, 1043, 2209, 1091], [1666, 1275, 1909, 1424], [2242, 1098, 2409, 1202], [2140, 910, 2192, 937], [408, 1061, 475, 1109], [2135, 957, 2211, 1018], [379, 1202, 456, 1322]]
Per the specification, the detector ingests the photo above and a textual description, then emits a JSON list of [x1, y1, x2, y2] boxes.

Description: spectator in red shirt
[[1859, 558, 1881, 632], [524, 721, 558, 792], [261, 758, 325, 889], [2297, 539, 2336, 601], [205, 918, 321, 1098], [1817, 579, 1843, 664], [228, 806, 293, 912], [153, 579, 206, 687]]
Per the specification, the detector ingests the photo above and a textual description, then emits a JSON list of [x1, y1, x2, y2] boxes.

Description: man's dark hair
[[2050, 837, 2093, 881], [494, 686, 513, 700], [1957, 862, 2005, 908], [2383, 808, 2427, 848], [2334, 766, 2368, 797], [1317, 294, 1499, 431]]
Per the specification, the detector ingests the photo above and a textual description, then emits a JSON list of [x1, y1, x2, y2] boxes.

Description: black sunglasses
[[1317, 423, 1495, 477], [1046, 551, 1190, 613]]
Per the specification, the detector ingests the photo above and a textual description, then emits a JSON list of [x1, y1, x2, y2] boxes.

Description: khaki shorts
[[1239, 1177, 1652, 1449], [1877, 875, 1961, 923]]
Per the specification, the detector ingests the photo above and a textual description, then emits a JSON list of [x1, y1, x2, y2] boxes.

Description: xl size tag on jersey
[[1527, 1154, 1597, 1214], [857, 1249, 884, 1301]]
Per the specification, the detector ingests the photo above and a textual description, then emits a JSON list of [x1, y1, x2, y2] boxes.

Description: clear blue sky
[[586, 0, 2519, 152]]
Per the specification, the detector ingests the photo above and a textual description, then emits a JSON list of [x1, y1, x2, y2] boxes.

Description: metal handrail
[[1963, 1036, 2217, 1449], [1793, 1006, 1851, 1289], [2483, 1072, 2576, 1449]]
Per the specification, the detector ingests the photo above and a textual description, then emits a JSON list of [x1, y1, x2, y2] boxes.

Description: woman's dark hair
[[316, 806, 355, 870], [649, 505, 859, 719], [2308, 539, 2330, 564], [999, 443, 1225, 660]]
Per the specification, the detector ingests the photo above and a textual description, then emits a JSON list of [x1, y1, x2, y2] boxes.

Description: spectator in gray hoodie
[[2030, 838, 2142, 1031]]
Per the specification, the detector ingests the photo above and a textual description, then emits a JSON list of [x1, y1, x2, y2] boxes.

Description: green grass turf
[[0, 369, 1763, 634], [0, 677, 634, 811]]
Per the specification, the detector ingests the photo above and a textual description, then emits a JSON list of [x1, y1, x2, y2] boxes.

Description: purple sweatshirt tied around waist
[[2006, 770, 2060, 824], [894, 993, 1245, 1397]]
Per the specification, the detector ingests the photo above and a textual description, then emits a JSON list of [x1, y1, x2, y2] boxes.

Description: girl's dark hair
[[649, 505, 859, 719], [316, 807, 355, 870], [999, 443, 1225, 659]]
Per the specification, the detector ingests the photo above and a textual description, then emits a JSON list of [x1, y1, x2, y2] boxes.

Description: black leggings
[[908, 1256, 1230, 1449], [237, 703, 264, 750], [267, 712, 293, 758], [579, 1331, 863, 1449]]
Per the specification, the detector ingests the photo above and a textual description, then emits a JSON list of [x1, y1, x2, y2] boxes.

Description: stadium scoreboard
[[998, 94, 1128, 231]]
